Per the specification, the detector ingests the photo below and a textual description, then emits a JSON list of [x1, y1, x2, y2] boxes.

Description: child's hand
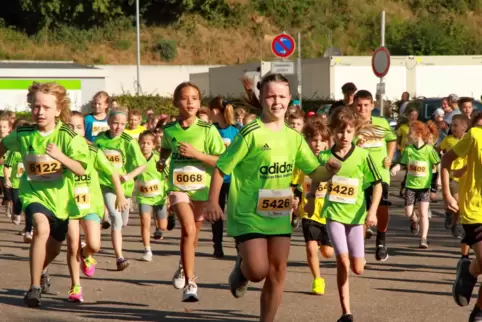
[[204, 201, 224, 223], [4, 178, 12, 189], [444, 194, 459, 213], [46, 143, 65, 161], [365, 209, 377, 226], [390, 164, 401, 176], [326, 158, 341, 175], [120, 174, 130, 183], [157, 159, 167, 172], [178, 142, 200, 159], [116, 195, 128, 212], [383, 157, 392, 169]]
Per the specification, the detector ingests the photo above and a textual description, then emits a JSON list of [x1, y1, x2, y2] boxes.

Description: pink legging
[[326, 219, 365, 258]]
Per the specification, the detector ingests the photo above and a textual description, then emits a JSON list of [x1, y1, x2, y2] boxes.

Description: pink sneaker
[[81, 255, 97, 277], [68, 285, 83, 302]]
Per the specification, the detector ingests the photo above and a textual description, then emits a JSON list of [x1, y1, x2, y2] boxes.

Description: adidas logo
[[261, 143, 271, 151]]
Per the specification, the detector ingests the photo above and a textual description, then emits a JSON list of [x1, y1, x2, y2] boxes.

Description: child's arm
[[122, 164, 147, 183], [385, 141, 396, 168], [46, 143, 85, 176], [4, 166, 11, 188], [442, 151, 459, 213], [205, 167, 225, 222], [111, 171, 128, 212], [178, 142, 219, 168]]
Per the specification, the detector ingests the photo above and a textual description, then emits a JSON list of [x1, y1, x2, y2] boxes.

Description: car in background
[[404, 97, 482, 122]]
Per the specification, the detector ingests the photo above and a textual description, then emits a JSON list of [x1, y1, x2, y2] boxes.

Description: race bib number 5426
[[257, 189, 292, 217]]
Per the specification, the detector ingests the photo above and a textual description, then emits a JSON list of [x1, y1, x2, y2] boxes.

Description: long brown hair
[[241, 74, 290, 110], [28, 82, 71, 124], [208, 96, 236, 125]]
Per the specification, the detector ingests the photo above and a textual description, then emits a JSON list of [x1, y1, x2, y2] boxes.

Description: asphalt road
[[0, 175, 474, 322]]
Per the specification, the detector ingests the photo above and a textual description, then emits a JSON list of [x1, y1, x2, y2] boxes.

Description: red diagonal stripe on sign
[[276, 37, 290, 54]]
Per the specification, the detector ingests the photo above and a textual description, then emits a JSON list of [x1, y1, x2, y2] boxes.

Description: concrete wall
[[189, 72, 210, 97], [208, 62, 261, 98], [97, 65, 222, 97]]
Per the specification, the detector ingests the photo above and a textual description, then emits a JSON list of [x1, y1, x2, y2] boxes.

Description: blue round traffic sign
[[271, 33, 296, 58]]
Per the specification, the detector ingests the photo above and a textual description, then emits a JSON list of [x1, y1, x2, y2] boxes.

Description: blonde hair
[[108, 106, 129, 119], [28, 82, 71, 124], [209, 96, 236, 126], [128, 109, 142, 118]]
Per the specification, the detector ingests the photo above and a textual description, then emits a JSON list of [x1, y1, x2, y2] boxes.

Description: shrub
[[153, 39, 177, 61], [114, 39, 132, 51]]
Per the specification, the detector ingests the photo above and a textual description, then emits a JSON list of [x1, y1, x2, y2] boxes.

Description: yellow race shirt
[[397, 123, 410, 153], [452, 127, 482, 224], [292, 168, 327, 224], [124, 125, 147, 140], [439, 135, 466, 181]]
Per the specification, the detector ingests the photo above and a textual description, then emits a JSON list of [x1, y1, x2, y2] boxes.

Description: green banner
[[0, 79, 81, 90]]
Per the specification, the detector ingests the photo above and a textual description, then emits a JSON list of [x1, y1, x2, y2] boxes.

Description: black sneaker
[[452, 224, 463, 239], [116, 258, 130, 271], [24, 287, 42, 307], [410, 221, 419, 235], [213, 245, 224, 259], [469, 305, 482, 322], [101, 221, 111, 230], [444, 212, 453, 230], [337, 314, 354, 322], [453, 258, 477, 307], [153, 229, 163, 240], [167, 215, 175, 231], [40, 272, 51, 293], [229, 254, 249, 298], [375, 244, 389, 262]]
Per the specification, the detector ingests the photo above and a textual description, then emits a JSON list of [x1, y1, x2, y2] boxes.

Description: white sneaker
[[172, 263, 186, 289], [5, 205, 11, 219], [24, 231, 33, 243], [140, 249, 153, 262], [182, 279, 199, 302], [11, 214, 21, 225]]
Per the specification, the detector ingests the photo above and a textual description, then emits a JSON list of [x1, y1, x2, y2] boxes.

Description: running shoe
[[229, 254, 249, 298], [444, 212, 453, 229], [410, 221, 419, 235], [68, 285, 83, 302], [5, 205, 11, 219], [40, 272, 51, 293], [81, 253, 97, 277], [116, 258, 130, 271], [167, 215, 175, 231], [140, 249, 153, 262], [24, 231, 33, 243], [452, 224, 463, 239], [153, 229, 163, 240], [11, 214, 21, 225], [375, 244, 389, 262], [469, 305, 482, 322], [337, 314, 354, 322], [365, 227, 374, 239], [453, 258, 477, 307], [213, 245, 224, 259], [182, 278, 199, 302], [419, 238, 429, 249], [24, 287, 42, 307], [172, 262, 186, 289], [312, 277, 325, 295]]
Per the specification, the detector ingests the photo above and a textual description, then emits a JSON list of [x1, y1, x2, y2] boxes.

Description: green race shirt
[[135, 151, 168, 206], [95, 131, 147, 197], [216, 118, 320, 237], [400, 144, 440, 189], [318, 144, 382, 225], [72, 143, 115, 219], [2, 121, 89, 220], [161, 118, 225, 201], [4, 151, 24, 189], [356, 116, 396, 185]]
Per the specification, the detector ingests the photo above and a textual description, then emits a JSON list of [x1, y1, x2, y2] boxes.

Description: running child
[[391, 121, 440, 248], [293, 115, 334, 295], [136, 130, 169, 262], [204, 74, 341, 322], [353, 90, 396, 262], [316, 106, 382, 322], [208, 97, 240, 258], [4, 120, 29, 229], [95, 106, 147, 271], [66, 111, 128, 302], [84, 91, 110, 142], [442, 126, 482, 321], [0, 82, 90, 307], [287, 109, 304, 133], [124, 109, 147, 140], [158, 82, 225, 302], [0, 115, 12, 215]]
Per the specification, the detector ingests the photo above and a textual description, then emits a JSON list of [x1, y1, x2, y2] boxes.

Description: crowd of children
[[2, 76, 482, 322]]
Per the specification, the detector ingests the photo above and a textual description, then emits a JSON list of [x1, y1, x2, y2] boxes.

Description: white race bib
[[74, 186, 91, 210], [360, 138, 384, 149], [26, 154, 62, 182], [303, 177, 327, 199], [91, 121, 109, 137], [173, 165, 206, 191], [16, 162, 25, 178], [103, 149, 123, 168], [327, 176, 359, 204], [222, 138, 231, 146], [257, 189, 292, 217], [408, 160, 428, 177], [138, 179, 162, 197]]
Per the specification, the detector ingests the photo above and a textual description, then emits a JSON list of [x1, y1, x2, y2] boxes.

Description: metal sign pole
[[297, 32, 302, 107], [379, 11, 385, 117], [136, 0, 141, 95]]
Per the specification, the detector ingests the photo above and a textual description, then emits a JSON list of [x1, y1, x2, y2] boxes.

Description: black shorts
[[365, 182, 391, 209], [25, 203, 69, 242], [11, 188, 21, 215], [302, 219, 332, 247], [0, 178, 12, 203], [462, 224, 482, 247], [431, 172, 439, 193], [234, 233, 291, 244], [404, 188, 430, 206]]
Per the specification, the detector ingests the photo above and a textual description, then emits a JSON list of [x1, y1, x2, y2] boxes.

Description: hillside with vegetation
[[1, 0, 482, 65]]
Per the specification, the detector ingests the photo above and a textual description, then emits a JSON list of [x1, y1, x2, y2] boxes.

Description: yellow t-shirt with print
[[124, 125, 147, 140], [452, 127, 482, 224], [291, 168, 327, 225], [397, 123, 410, 153], [439, 135, 466, 182]]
